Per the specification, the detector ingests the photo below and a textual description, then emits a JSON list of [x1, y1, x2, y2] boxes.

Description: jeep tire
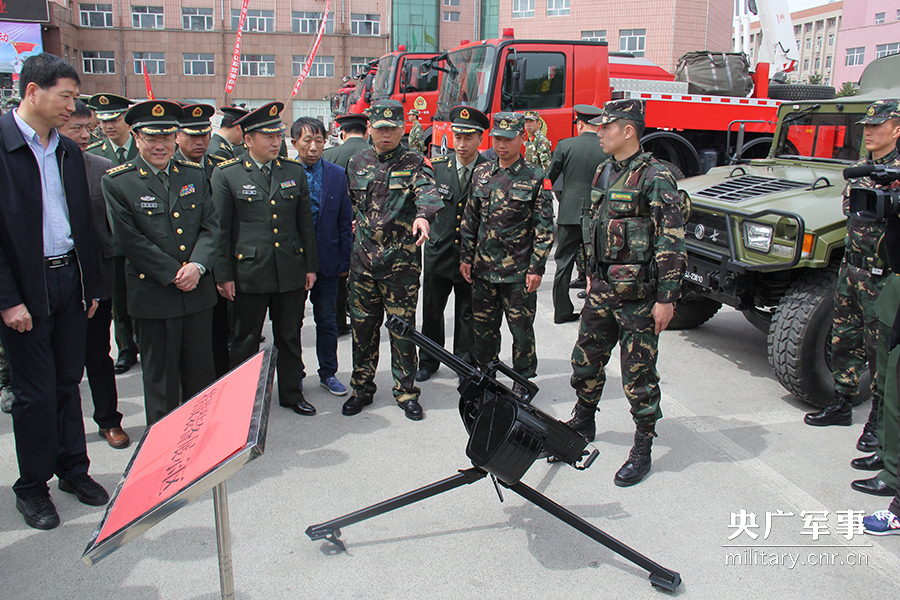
[[767, 266, 870, 408], [669, 297, 722, 330], [766, 83, 836, 101]]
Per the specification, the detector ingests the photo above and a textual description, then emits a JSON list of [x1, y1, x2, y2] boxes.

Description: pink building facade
[[832, 0, 900, 87]]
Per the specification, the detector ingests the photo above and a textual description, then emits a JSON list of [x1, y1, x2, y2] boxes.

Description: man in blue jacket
[[291, 117, 353, 397], [0, 53, 107, 530]]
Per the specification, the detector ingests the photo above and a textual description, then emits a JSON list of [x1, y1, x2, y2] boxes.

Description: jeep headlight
[[742, 222, 773, 253]]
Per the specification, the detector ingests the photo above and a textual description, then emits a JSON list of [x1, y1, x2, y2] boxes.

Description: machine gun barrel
[[385, 315, 480, 380]]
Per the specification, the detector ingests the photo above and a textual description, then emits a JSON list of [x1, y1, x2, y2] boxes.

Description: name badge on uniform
[[280, 180, 296, 189], [512, 182, 533, 191], [180, 183, 195, 197], [242, 184, 257, 196], [392, 170, 412, 177], [609, 191, 633, 201], [140, 196, 157, 209]]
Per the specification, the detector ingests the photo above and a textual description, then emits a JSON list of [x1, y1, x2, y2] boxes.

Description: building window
[[444, 11, 460, 22], [805, 37, 811, 50], [293, 55, 334, 78], [826, 56, 832, 69], [292, 12, 334, 34], [816, 20, 823, 30], [350, 13, 380, 35], [351, 57, 375, 77], [232, 9, 274, 32], [581, 30, 607, 42], [814, 57, 820, 70], [240, 54, 275, 77], [292, 99, 330, 125], [816, 36, 822, 51], [132, 6, 164, 29], [547, 0, 570, 17], [82, 50, 115, 74], [444, 0, 461, 5], [875, 12, 885, 25], [182, 7, 213, 31], [845, 47, 865, 67], [828, 33, 834, 47], [875, 42, 900, 59], [803, 58, 809, 71], [512, 0, 535, 19], [134, 52, 165, 75], [794, 25, 801, 35], [827, 17, 836, 28], [184, 53, 214, 76], [79, 3, 113, 28], [619, 29, 646, 57]]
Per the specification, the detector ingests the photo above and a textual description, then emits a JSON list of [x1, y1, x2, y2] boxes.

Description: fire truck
[[427, 29, 792, 176]]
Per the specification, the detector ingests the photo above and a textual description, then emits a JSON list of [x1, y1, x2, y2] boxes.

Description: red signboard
[[83, 348, 274, 564]]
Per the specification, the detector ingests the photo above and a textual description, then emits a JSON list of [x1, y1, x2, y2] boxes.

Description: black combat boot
[[857, 398, 880, 452], [803, 392, 852, 426], [564, 400, 597, 442], [614, 427, 655, 487]]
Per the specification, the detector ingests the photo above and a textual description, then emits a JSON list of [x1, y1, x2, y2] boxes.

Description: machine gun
[[305, 317, 681, 591]]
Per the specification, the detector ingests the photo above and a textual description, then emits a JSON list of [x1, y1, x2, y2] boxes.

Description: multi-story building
[[832, 0, 900, 88], [742, 1, 843, 87], [495, 0, 735, 73]]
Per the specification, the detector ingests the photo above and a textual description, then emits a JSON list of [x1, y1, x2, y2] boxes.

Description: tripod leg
[[306, 468, 487, 550], [508, 481, 681, 591]]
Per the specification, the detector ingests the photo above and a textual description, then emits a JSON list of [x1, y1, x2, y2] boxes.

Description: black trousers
[[0, 261, 90, 498], [419, 271, 475, 373], [211, 294, 231, 378], [84, 298, 122, 430], [230, 289, 305, 406], [552, 224, 582, 320], [112, 256, 139, 362], [134, 309, 215, 425]]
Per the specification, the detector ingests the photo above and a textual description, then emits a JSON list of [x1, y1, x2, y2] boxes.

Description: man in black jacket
[[0, 53, 107, 530]]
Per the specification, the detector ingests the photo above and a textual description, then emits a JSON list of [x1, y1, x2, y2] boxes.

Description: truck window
[[402, 59, 440, 93], [500, 52, 566, 112], [372, 55, 397, 98], [776, 112, 865, 161]]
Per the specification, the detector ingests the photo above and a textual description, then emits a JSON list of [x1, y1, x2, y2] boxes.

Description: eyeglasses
[[137, 134, 176, 148]]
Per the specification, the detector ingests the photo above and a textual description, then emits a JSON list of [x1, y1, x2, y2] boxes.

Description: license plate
[[683, 270, 707, 287]]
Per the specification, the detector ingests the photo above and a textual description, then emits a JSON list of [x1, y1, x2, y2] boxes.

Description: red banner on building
[[143, 68, 154, 100], [224, 0, 250, 95], [291, 0, 332, 98]]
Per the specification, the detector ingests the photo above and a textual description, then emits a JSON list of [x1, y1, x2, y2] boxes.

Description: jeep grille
[[686, 212, 730, 252], [694, 175, 807, 203]]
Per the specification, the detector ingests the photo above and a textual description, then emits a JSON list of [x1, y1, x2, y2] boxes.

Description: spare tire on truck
[[767, 266, 871, 408], [767, 83, 836, 101]]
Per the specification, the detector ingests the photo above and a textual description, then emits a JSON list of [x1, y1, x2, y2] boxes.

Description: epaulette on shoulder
[[280, 156, 303, 165], [175, 158, 203, 169], [432, 155, 450, 163], [217, 156, 242, 168], [106, 162, 135, 177], [207, 153, 227, 164], [86, 140, 104, 150]]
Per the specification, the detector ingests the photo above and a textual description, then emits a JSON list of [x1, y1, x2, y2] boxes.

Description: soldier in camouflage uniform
[[523, 111, 552, 171], [408, 109, 426, 154], [805, 100, 900, 462], [459, 112, 554, 381], [341, 100, 442, 421], [561, 99, 686, 487]]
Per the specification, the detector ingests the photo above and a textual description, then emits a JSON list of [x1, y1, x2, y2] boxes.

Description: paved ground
[[2, 271, 900, 599]]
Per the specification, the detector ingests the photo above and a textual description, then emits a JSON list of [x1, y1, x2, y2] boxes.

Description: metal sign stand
[[213, 481, 235, 600]]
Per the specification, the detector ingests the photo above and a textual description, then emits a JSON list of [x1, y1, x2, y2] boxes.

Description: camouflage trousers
[[472, 278, 538, 378], [832, 262, 888, 397], [348, 270, 421, 403], [570, 280, 663, 429], [0, 339, 9, 385]]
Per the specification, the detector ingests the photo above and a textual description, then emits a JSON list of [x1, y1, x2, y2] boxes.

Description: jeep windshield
[[436, 44, 498, 115], [774, 107, 865, 163], [371, 55, 397, 99]]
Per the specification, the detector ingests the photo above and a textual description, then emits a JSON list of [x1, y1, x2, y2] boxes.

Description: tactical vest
[[588, 154, 656, 300]]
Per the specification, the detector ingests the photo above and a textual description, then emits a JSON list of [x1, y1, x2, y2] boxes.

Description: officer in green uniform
[[459, 112, 554, 382], [806, 100, 900, 460], [562, 99, 687, 487], [208, 105, 248, 162], [86, 93, 142, 375], [175, 103, 218, 180], [341, 100, 442, 420], [212, 102, 320, 416], [323, 113, 370, 170], [102, 100, 219, 425], [523, 110, 552, 171], [417, 106, 490, 381], [408, 109, 426, 154], [323, 113, 370, 337], [547, 104, 608, 323]]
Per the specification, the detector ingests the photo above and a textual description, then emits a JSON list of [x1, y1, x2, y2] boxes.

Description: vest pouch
[[625, 218, 651, 261], [601, 219, 626, 261], [606, 264, 649, 301]]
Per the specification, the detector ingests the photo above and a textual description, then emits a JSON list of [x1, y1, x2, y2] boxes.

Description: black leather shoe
[[554, 313, 580, 324], [342, 395, 373, 416], [804, 392, 852, 426], [280, 396, 316, 416], [399, 399, 424, 421], [113, 356, 137, 374], [569, 277, 586, 289], [58, 473, 109, 506], [576, 290, 587, 299], [415, 368, 434, 382], [857, 423, 879, 453], [851, 454, 884, 471], [16, 493, 60, 530], [851, 476, 897, 496]]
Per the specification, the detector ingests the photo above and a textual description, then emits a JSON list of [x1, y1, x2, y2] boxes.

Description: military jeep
[[673, 54, 900, 407]]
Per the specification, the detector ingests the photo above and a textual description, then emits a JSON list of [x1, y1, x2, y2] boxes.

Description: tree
[[836, 82, 860, 97], [807, 72, 823, 85]]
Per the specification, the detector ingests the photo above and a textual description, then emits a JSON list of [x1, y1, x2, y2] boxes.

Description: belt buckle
[[45, 253, 70, 269]]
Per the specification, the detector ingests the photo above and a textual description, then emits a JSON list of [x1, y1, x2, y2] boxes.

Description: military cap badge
[[500, 119, 509, 129], [99, 95, 109, 105], [192, 106, 203, 117], [152, 104, 165, 117], [384, 107, 393, 118], [269, 104, 278, 116], [460, 108, 470, 119]]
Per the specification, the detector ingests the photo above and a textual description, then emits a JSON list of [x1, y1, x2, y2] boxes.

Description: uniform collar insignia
[[139, 168, 148, 176]]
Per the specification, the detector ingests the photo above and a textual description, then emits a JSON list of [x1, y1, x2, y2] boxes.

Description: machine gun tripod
[[305, 317, 681, 591]]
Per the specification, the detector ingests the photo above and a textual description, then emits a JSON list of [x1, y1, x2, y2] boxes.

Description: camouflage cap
[[235, 102, 286, 134], [408, 109, 420, 116], [589, 99, 645, 126], [89, 93, 132, 121], [523, 110, 540, 121], [857, 99, 900, 125], [125, 100, 183, 134], [368, 100, 405, 128], [489, 111, 525, 138], [449, 105, 490, 134]]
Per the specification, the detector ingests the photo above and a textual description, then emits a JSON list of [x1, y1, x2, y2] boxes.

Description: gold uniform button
[[139, 273, 145, 279], [275, 242, 280, 248], [173, 212, 180, 218], [458, 202, 463, 208], [455, 227, 460, 232], [273, 228, 278, 234], [191, 204, 196, 208], [176, 228, 183, 234], [182, 262, 187, 266], [147, 211, 152, 215], [179, 245, 186, 251], [457, 215, 461, 220], [299, 248, 304, 253], [271, 200, 276, 205], [238, 253, 243, 259], [272, 214, 278, 220]]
